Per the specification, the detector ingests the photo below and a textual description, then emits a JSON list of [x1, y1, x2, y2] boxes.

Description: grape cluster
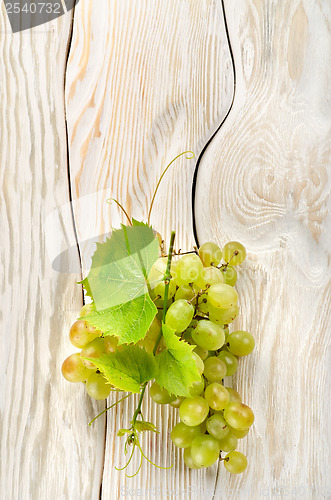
[[148, 241, 255, 474], [61, 304, 120, 399]]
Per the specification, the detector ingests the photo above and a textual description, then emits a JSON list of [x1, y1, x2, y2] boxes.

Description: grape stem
[[131, 231, 176, 428]]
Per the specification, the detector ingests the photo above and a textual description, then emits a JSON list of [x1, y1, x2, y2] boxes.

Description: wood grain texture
[[194, 0, 331, 497], [65, 0, 234, 498], [0, 8, 105, 500]]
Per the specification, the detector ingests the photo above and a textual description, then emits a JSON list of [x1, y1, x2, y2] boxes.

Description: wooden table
[[1, 1, 330, 498]]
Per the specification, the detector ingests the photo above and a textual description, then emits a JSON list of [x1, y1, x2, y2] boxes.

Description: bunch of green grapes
[[148, 241, 255, 474], [61, 303, 123, 399]]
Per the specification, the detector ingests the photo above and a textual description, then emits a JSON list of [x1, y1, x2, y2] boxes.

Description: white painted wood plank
[[65, 0, 234, 497], [194, 0, 331, 497], [0, 10, 105, 500]]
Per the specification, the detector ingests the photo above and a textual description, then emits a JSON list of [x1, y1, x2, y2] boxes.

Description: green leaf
[[131, 219, 148, 227], [82, 224, 159, 310], [154, 324, 201, 397], [117, 428, 131, 437], [133, 421, 159, 434], [82, 294, 157, 345], [83, 345, 157, 393]]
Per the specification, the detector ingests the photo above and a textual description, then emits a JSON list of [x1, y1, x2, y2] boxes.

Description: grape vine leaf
[[81, 223, 159, 344], [83, 345, 157, 393], [81, 223, 159, 310], [81, 294, 156, 345], [154, 324, 201, 397], [133, 421, 159, 433]]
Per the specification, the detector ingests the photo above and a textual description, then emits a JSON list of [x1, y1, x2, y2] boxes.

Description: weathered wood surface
[[0, 0, 330, 499]]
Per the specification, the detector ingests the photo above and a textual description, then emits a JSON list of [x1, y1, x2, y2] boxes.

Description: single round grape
[[225, 387, 242, 404], [223, 451, 248, 474], [230, 427, 249, 439], [86, 372, 111, 400], [221, 266, 238, 286], [192, 352, 204, 375], [204, 382, 229, 411], [195, 266, 224, 290], [179, 397, 209, 426], [189, 377, 205, 397], [169, 396, 185, 408], [223, 402, 254, 430], [218, 429, 238, 452], [149, 382, 175, 404], [104, 335, 122, 354], [81, 337, 105, 369], [207, 283, 238, 310], [204, 357, 227, 382], [217, 351, 238, 376], [209, 303, 239, 325], [175, 285, 195, 301], [206, 414, 230, 440], [170, 422, 202, 448], [198, 242, 222, 267], [191, 434, 220, 467], [183, 447, 201, 469], [193, 345, 209, 361], [69, 320, 101, 348], [192, 320, 225, 350], [165, 299, 194, 333], [197, 295, 209, 314], [137, 317, 161, 353], [227, 331, 255, 356], [148, 257, 176, 299], [222, 241, 246, 266], [61, 353, 91, 382], [175, 254, 203, 286]]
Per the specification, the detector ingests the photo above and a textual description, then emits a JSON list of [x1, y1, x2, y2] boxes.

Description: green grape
[[197, 295, 209, 314], [191, 320, 225, 350], [189, 377, 205, 397], [230, 426, 249, 439], [149, 382, 175, 404], [209, 303, 239, 325], [223, 451, 248, 474], [169, 396, 185, 408], [79, 302, 94, 317], [206, 414, 230, 440], [148, 257, 176, 299], [179, 397, 209, 426], [170, 422, 202, 448], [225, 387, 242, 403], [175, 254, 203, 286], [200, 418, 207, 434], [175, 285, 195, 301], [222, 241, 246, 266], [227, 331, 255, 356], [137, 317, 161, 353], [193, 345, 209, 361], [205, 382, 229, 410], [80, 337, 105, 369], [191, 434, 220, 467], [223, 402, 254, 430], [217, 351, 238, 376], [198, 242, 222, 267], [69, 320, 102, 348], [192, 352, 204, 375], [221, 266, 238, 286], [104, 335, 122, 354], [165, 299, 194, 333], [195, 266, 224, 290], [183, 447, 201, 469], [86, 372, 111, 400], [204, 382, 229, 411], [203, 357, 227, 382], [61, 353, 91, 382], [218, 430, 238, 452], [207, 283, 238, 310]]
